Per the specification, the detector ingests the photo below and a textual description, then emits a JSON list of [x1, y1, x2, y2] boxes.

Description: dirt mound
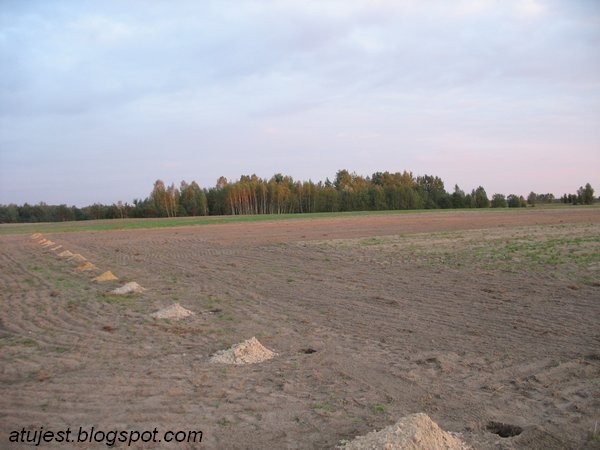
[[58, 250, 74, 258], [151, 303, 194, 320], [41, 240, 56, 247], [110, 282, 146, 295], [93, 271, 118, 282], [69, 253, 87, 262], [338, 413, 470, 450], [210, 337, 276, 365], [76, 261, 96, 271], [31, 233, 42, 239], [50, 245, 63, 251]]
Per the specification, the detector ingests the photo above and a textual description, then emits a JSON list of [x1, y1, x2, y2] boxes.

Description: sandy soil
[[0, 208, 599, 449]]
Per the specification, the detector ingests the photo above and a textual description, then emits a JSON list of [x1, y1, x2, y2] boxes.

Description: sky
[[1, 0, 599, 206]]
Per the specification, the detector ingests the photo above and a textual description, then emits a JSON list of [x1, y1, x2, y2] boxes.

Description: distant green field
[[0, 209, 426, 235], [0, 204, 590, 235]]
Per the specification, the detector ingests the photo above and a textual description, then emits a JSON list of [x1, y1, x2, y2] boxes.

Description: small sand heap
[[76, 261, 96, 271], [93, 271, 118, 282], [151, 303, 194, 320], [51, 245, 63, 251], [69, 253, 87, 262], [110, 282, 146, 295], [338, 413, 470, 450], [210, 337, 276, 365], [31, 233, 42, 239], [41, 240, 55, 247], [58, 250, 74, 258]]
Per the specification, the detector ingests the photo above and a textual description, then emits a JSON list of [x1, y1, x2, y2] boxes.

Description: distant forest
[[0, 170, 596, 223]]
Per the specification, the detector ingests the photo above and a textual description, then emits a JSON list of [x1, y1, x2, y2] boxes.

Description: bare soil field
[[1, 208, 599, 449]]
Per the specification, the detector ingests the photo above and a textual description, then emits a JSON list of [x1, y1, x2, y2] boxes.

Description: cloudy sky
[[1, 0, 599, 206]]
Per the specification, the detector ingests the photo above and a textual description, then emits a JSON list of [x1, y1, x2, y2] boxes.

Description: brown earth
[[338, 413, 470, 449], [151, 303, 194, 320], [93, 271, 119, 282], [0, 208, 599, 449], [209, 337, 276, 366]]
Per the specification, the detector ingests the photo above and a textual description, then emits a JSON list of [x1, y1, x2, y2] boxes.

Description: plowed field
[[1, 208, 599, 449]]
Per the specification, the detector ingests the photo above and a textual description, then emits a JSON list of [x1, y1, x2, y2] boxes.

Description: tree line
[[0, 170, 595, 223]]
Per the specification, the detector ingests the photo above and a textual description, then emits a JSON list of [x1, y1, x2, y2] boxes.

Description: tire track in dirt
[[0, 237, 187, 434], [43, 223, 595, 362], [2, 210, 599, 449], [232, 243, 584, 361], [0, 236, 274, 449], [45, 235, 446, 447], [208, 240, 598, 447], [1, 240, 121, 348]]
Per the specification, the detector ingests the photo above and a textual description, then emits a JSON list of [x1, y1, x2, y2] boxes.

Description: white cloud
[[70, 15, 139, 44], [0, 0, 598, 204], [453, 0, 499, 16], [513, 0, 547, 20]]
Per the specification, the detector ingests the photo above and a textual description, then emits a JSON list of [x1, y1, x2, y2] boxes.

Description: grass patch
[[589, 422, 600, 443], [204, 295, 222, 310], [487, 235, 600, 266], [66, 296, 88, 309], [100, 293, 142, 305], [19, 338, 39, 347], [346, 222, 600, 283], [360, 237, 386, 246], [370, 403, 386, 414], [463, 232, 600, 281], [0, 207, 560, 235], [0, 337, 40, 348], [215, 311, 236, 322], [313, 401, 335, 413]]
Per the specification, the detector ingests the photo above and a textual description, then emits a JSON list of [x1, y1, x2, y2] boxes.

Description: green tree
[[87, 203, 105, 220], [165, 183, 179, 217], [149, 180, 168, 217], [578, 183, 595, 205], [491, 193, 507, 208], [507, 194, 525, 208], [473, 186, 490, 208], [569, 193, 578, 205], [416, 175, 447, 208], [180, 181, 208, 216], [318, 185, 340, 212], [369, 185, 387, 210], [268, 174, 294, 214], [334, 170, 370, 211], [450, 185, 467, 208]]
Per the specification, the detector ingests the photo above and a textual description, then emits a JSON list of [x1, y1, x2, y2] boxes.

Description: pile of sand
[[110, 282, 146, 295], [76, 261, 96, 271], [41, 240, 55, 247], [58, 250, 74, 258], [31, 233, 42, 239], [338, 413, 470, 450], [210, 337, 276, 365], [50, 245, 63, 251], [150, 303, 194, 320], [69, 253, 87, 262], [93, 271, 118, 282]]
